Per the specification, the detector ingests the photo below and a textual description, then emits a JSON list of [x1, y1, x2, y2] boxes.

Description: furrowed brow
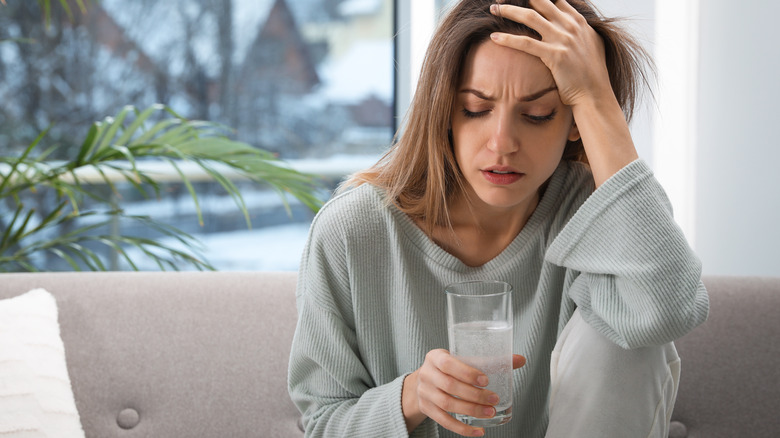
[[459, 86, 557, 102], [520, 86, 557, 102], [460, 89, 494, 100]]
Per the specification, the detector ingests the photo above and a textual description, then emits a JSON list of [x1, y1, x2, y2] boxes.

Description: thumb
[[512, 354, 527, 369]]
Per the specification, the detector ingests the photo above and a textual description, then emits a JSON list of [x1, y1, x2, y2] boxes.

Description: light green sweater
[[288, 159, 709, 438]]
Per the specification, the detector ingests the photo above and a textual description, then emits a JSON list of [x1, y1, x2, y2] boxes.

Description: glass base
[[455, 406, 512, 427]]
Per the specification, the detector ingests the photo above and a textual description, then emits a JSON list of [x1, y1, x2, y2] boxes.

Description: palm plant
[[0, 104, 322, 271], [21, 0, 88, 27]]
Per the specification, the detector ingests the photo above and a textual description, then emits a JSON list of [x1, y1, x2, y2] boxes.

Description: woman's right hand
[[402, 349, 526, 436]]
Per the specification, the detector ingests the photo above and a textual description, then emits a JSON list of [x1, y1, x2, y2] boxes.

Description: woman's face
[[451, 39, 580, 213]]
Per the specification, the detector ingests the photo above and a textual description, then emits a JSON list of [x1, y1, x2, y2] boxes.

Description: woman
[[288, 0, 709, 436]]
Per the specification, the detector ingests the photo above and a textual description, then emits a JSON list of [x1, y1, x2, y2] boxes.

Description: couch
[[1, 272, 778, 437]]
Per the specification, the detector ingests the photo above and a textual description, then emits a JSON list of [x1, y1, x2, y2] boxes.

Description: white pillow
[[0, 289, 86, 438]]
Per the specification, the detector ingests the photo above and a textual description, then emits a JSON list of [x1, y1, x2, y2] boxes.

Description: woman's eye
[[461, 108, 558, 122], [462, 108, 489, 119], [525, 109, 558, 124]]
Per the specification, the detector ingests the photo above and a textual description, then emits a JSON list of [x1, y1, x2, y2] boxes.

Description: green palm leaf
[[0, 104, 323, 272]]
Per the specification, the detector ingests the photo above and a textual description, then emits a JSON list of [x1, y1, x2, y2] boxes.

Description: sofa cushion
[[0, 271, 303, 438], [671, 276, 780, 437], [0, 289, 85, 438]]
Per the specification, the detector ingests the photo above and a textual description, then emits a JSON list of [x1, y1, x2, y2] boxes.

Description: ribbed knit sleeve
[[288, 192, 414, 438], [545, 159, 709, 348]]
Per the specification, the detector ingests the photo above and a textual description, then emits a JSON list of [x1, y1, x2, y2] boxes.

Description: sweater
[[288, 159, 710, 438]]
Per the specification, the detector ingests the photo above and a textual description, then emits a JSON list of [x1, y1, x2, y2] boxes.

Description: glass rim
[[444, 280, 513, 298]]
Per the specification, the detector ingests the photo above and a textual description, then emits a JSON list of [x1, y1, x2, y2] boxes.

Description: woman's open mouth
[[481, 169, 524, 185]]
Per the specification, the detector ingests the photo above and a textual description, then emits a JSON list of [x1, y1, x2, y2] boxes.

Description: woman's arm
[[489, 0, 638, 187], [545, 160, 709, 348], [288, 209, 413, 437], [289, 299, 413, 437], [490, 0, 708, 345]]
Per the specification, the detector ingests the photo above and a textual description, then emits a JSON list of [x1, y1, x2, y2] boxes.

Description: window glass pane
[[436, 0, 458, 13], [0, 0, 395, 271]]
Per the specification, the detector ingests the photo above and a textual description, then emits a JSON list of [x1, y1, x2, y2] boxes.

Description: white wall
[[594, 0, 780, 276], [591, 0, 656, 164], [695, 0, 780, 276]]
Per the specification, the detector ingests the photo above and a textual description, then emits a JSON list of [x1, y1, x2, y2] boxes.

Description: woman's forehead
[[459, 40, 555, 92]]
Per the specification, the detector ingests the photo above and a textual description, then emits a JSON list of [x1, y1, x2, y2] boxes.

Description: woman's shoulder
[[544, 160, 596, 211], [309, 183, 392, 234], [558, 160, 595, 189], [316, 183, 386, 217]]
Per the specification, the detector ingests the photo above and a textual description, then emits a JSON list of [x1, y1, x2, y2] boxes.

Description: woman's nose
[[487, 113, 519, 155]]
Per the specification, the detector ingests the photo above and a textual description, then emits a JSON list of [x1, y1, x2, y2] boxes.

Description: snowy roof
[[232, 0, 276, 65], [95, 0, 393, 104], [100, 0, 297, 74]]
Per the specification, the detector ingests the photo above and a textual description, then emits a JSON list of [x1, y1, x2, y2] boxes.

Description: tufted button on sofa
[[668, 420, 688, 438], [116, 408, 140, 430], [1, 272, 778, 437]]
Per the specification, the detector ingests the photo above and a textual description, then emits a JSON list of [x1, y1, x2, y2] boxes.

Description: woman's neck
[[423, 191, 540, 267]]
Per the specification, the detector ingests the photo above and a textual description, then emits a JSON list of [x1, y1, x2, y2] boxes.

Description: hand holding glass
[[446, 280, 513, 427]]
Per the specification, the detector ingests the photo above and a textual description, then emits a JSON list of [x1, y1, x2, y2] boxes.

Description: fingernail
[[490, 32, 500, 42], [490, 4, 499, 14], [472, 428, 485, 437], [483, 406, 496, 417], [477, 376, 489, 386], [487, 394, 500, 405]]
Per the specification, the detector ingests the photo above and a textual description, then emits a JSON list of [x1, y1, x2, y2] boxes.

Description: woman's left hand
[[489, 0, 613, 109]]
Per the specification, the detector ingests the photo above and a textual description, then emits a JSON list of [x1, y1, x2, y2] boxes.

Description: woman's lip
[[481, 170, 524, 185], [483, 165, 519, 173]]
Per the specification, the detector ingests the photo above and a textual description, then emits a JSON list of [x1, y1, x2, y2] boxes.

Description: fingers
[[513, 354, 527, 369], [421, 389, 491, 437], [554, 0, 581, 16], [490, 3, 555, 36], [430, 349, 488, 387], [488, 2, 559, 59], [415, 349, 500, 436], [491, 0, 563, 25], [491, 0, 584, 38], [489, 32, 545, 59], [423, 350, 498, 406], [527, 0, 565, 21]]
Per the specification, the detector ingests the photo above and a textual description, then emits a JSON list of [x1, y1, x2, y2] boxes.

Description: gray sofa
[[1, 272, 778, 437]]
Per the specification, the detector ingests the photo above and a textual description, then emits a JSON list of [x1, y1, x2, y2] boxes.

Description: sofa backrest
[[0, 271, 303, 438], [2, 273, 779, 437], [669, 276, 780, 438]]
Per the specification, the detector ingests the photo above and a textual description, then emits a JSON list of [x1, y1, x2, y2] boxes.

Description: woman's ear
[[568, 121, 581, 142]]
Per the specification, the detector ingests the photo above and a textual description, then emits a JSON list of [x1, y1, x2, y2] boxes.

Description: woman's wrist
[[571, 94, 639, 187], [402, 371, 427, 433]]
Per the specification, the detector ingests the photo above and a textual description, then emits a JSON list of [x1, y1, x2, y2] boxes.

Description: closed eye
[[462, 108, 558, 123], [462, 108, 489, 119], [525, 109, 557, 124]]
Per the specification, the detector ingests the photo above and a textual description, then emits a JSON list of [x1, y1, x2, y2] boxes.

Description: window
[[0, 0, 396, 271]]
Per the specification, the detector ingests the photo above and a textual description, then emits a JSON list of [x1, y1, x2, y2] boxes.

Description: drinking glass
[[446, 280, 513, 427]]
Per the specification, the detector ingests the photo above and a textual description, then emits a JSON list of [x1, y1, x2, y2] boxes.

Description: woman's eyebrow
[[520, 86, 558, 102], [459, 86, 558, 102], [459, 88, 494, 100]]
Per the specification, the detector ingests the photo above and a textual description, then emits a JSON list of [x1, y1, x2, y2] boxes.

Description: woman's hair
[[344, 0, 653, 234]]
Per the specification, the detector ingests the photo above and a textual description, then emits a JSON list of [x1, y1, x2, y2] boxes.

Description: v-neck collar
[[383, 162, 571, 274]]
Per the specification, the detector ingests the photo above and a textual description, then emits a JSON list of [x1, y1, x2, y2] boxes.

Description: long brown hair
[[345, 0, 652, 234]]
